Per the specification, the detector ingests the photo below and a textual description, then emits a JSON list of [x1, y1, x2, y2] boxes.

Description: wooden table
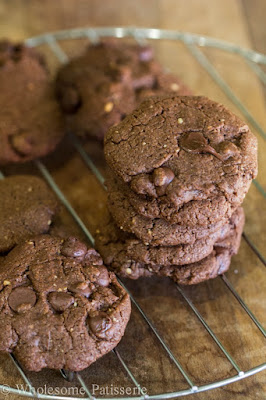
[[0, 1, 265, 399]]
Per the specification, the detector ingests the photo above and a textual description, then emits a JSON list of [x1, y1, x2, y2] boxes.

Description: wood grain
[[0, 1, 265, 399]]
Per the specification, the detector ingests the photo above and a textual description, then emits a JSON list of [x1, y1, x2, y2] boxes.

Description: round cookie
[[107, 172, 231, 243], [55, 40, 152, 140], [96, 209, 244, 284], [56, 40, 190, 141], [104, 96, 257, 224], [95, 207, 244, 267], [0, 41, 65, 165], [108, 182, 229, 246], [0, 235, 131, 371], [0, 175, 59, 253], [107, 171, 234, 227]]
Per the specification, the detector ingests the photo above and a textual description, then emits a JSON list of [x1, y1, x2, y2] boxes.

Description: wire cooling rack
[[0, 27, 265, 399]]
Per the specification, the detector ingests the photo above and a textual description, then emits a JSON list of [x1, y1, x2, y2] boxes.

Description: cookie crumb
[[3, 280, 11, 286], [177, 118, 183, 124], [170, 83, 180, 91], [104, 102, 114, 113], [126, 268, 132, 275]]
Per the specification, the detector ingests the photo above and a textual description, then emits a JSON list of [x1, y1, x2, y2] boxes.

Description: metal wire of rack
[[0, 27, 265, 399]]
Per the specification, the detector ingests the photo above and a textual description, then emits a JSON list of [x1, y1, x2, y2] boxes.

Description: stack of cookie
[[96, 95, 258, 285]]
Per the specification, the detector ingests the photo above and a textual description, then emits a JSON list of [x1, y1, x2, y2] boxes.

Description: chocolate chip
[[8, 287, 37, 313], [84, 248, 103, 266], [48, 292, 74, 312], [88, 312, 112, 339], [60, 87, 81, 113], [69, 282, 92, 297], [61, 237, 87, 258], [94, 266, 110, 287], [180, 131, 207, 151], [180, 132, 224, 161], [10, 134, 33, 156], [12, 44, 24, 61], [130, 174, 157, 197], [218, 141, 239, 159], [153, 167, 174, 187]]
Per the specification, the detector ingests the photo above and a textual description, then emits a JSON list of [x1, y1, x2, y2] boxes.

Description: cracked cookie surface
[[104, 96, 257, 224], [115, 177, 235, 226], [0, 41, 64, 165], [0, 235, 131, 371], [96, 208, 244, 284], [56, 40, 190, 141], [0, 175, 59, 253]]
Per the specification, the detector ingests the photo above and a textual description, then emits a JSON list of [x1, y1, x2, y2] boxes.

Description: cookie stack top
[[104, 95, 257, 224]]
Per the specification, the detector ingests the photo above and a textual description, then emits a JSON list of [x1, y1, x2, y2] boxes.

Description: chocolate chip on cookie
[[105, 95, 257, 225], [56, 40, 190, 141], [0, 235, 131, 371]]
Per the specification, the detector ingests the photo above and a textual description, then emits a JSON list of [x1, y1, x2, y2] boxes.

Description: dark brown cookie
[[0, 41, 64, 165], [56, 40, 190, 141], [104, 96, 257, 224], [95, 207, 244, 268], [0, 235, 131, 371], [107, 172, 232, 243], [107, 176, 232, 246], [107, 170, 234, 227], [96, 209, 244, 284], [0, 175, 59, 253]]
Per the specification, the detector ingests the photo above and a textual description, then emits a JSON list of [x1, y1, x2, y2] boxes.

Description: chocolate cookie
[[0, 175, 59, 253], [107, 172, 233, 242], [104, 96, 257, 224], [96, 209, 244, 284], [0, 41, 64, 165], [56, 40, 190, 141], [107, 170, 234, 227], [107, 175, 232, 246], [95, 207, 244, 268], [0, 235, 131, 371]]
